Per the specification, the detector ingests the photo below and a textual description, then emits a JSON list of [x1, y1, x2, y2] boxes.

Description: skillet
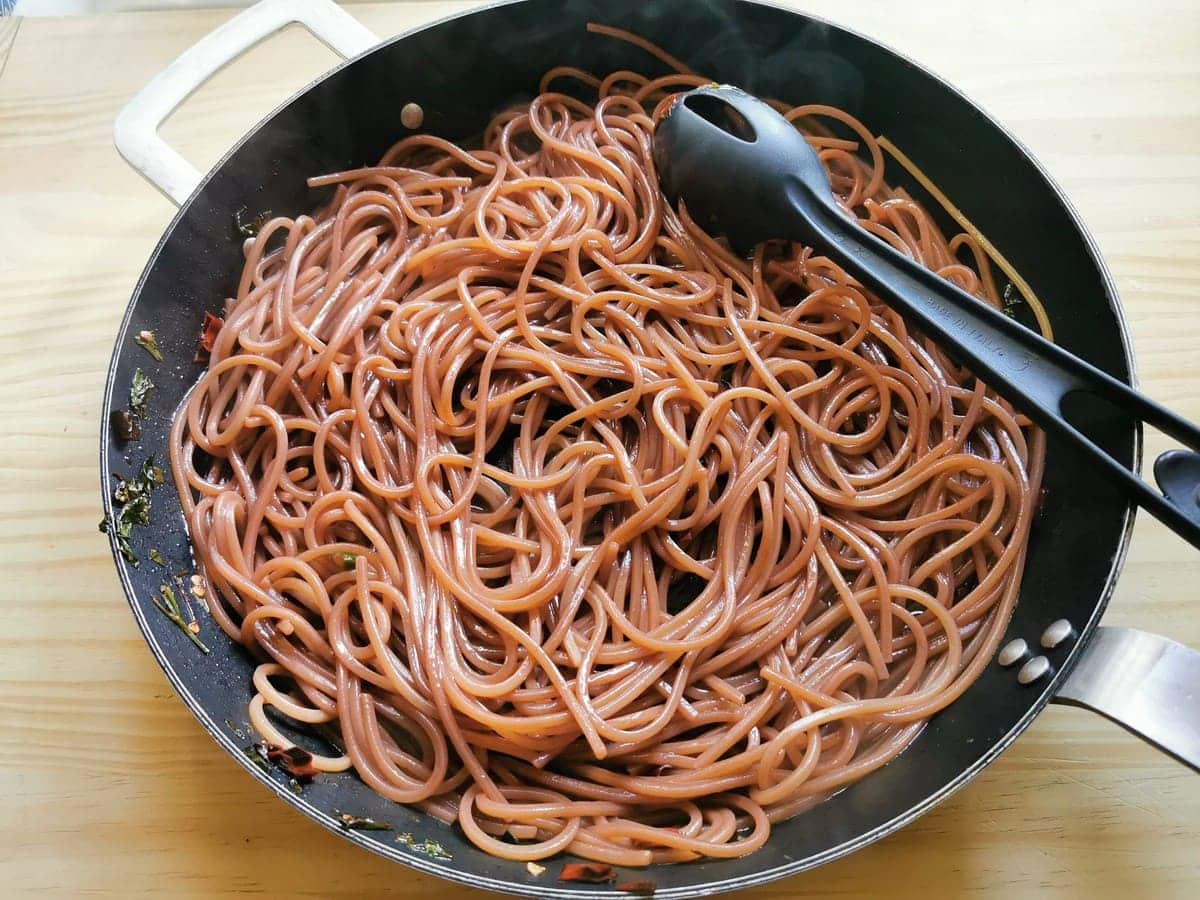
[[102, 1, 1200, 895]]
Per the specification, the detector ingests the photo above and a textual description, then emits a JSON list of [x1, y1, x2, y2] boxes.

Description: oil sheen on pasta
[[169, 32, 1044, 865]]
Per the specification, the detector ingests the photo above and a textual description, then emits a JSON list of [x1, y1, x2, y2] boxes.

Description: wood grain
[[0, 1, 1197, 896]]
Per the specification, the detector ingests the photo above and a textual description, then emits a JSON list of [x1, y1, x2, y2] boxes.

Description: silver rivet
[[998, 638, 1027, 667], [1040, 618, 1073, 649], [1017, 655, 1051, 685]]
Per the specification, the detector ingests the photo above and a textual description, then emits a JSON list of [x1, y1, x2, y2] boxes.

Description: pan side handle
[[114, 0, 378, 207], [1052, 626, 1200, 772]]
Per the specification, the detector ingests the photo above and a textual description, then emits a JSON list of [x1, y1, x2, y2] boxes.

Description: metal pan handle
[[113, 0, 378, 206], [1051, 627, 1200, 771]]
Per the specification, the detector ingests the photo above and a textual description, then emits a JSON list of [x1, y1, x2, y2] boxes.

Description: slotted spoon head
[[652, 84, 839, 251]]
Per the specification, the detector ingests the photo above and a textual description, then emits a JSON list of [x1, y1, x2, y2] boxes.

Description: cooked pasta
[[169, 29, 1043, 865]]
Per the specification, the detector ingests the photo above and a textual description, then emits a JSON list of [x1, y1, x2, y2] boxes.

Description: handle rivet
[[997, 638, 1028, 667], [1040, 618, 1073, 649], [1017, 655, 1051, 684]]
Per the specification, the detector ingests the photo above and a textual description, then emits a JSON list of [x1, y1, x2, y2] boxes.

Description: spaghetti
[[169, 33, 1044, 865]]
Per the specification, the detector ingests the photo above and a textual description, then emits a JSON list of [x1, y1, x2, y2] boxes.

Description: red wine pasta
[[169, 30, 1043, 865]]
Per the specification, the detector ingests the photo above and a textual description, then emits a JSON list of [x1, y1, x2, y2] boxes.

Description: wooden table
[[2, 1, 1198, 895]]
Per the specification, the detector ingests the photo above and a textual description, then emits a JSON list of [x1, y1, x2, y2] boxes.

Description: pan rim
[[100, 0, 1141, 896]]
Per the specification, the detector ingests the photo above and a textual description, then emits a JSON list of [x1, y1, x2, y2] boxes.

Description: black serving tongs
[[653, 86, 1200, 548]]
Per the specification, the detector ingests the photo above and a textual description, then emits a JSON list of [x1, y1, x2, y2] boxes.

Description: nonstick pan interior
[[101, 1, 1137, 895]]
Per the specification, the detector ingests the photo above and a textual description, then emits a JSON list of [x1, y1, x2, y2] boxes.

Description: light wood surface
[[1, 1, 1198, 896]]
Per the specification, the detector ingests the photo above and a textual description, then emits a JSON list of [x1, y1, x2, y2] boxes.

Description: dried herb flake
[[141, 457, 165, 485], [98, 513, 134, 564], [134, 330, 164, 361], [241, 743, 271, 774], [101, 457, 164, 566], [149, 548, 167, 567], [150, 583, 209, 653], [395, 833, 452, 859], [336, 812, 393, 831], [234, 207, 272, 239], [130, 368, 155, 417], [340, 552, 358, 571]]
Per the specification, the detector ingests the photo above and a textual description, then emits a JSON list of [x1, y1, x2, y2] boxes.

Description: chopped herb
[[559, 863, 615, 884], [526, 862, 546, 877], [395, 832, 452, 859], [101, 457, 165, 566], [141, 457, 165, 485], [119, 482, 153, 523], [150, 584, 209, 653], [149, 548, 167, 567], [111, 475, 132, 504], [241, 742, 271, 774], [339, 552, 358, 571], [336, 812, 393, 831], [266, 745, 320, 780], [110, 409, 141, 442], [198, 311, 224, 358], [129, 368, 155, 417], [1001, 282, 1022, 319], [418, 838, 452, 861], [124, 492, 151, 527], [234, 207, 272, 239], [288, 778, 304, 795], [112, 493, 151, 544], [169, 572, 201, 632], [617, 880, 657, 895], [98, 513, 134, 564], [134, 330, 164, 361]]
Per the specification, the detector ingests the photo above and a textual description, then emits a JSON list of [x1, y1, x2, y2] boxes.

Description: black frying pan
[[101, 1, 1200, 896]]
